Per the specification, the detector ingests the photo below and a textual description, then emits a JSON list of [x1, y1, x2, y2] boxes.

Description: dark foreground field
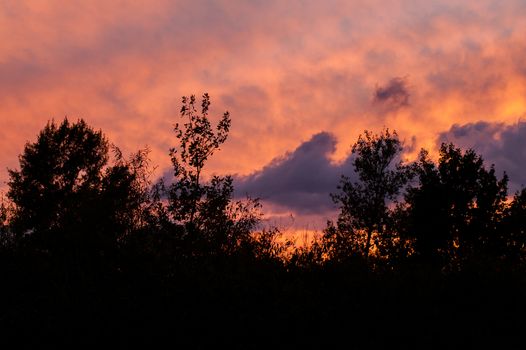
[[2, 254, 525, 348]]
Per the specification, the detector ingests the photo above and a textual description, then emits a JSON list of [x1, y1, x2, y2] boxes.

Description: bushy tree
[[8, 119, 108, 234], [325, 129, 413, 266], [7, 118, 152, 255], [500, 188, 526, 265], [403, 144, 509, 270]]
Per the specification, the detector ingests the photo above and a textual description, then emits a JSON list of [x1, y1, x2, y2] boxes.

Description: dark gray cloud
[[234, 132, 356, 214], [373, 77, 410, 108], [438, 120, 526, 192]]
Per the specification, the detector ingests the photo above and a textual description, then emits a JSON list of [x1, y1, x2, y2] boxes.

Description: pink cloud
[[2, 0, 526, 228]]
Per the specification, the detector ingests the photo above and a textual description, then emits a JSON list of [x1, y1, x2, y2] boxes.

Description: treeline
[[1, 94, 525, 346], [321, 130, 526, 272]]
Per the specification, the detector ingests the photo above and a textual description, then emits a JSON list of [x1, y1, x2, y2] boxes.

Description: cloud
[[2, 0, 526, 227], [234, 132, 355, 214], [438, 120, 526, 191], [374, 77, 410, 108]]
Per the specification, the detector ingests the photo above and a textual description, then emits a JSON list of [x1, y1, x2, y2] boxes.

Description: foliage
[[168, 93, 231, 226], [325, 129, 413, 266], [6, 118, 153, 256], [0, 193, 13, 248], [402, 144, 510, 270], [166, 93, 278, 257], [7, 119, 108, 234], [500, 188, 526, 265], [251, 227, 293, 263]]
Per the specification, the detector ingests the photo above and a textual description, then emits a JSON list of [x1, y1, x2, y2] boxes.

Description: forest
[[1, 94, 526, 347]]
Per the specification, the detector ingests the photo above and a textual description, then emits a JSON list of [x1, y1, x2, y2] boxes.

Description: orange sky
[[1, 0, 526, 231]]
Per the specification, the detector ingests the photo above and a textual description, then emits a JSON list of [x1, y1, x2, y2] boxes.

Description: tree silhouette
[[326, 129, 412, 265], [167, 93, 262, 256], [8, 119, 108, 234], [6, 118, 152, 256], [500, 188, 526, 265], [168, 93, 230, 226], [404, 144, 509, 270], [399, 149, 448, 268], [0, 194, 10, 245]]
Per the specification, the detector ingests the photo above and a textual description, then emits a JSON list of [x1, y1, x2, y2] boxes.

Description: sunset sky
[[2, 0, 526, 232]]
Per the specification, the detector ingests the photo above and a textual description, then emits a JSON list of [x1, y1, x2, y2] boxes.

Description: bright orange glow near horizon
[[2, 0, 526, 231]]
